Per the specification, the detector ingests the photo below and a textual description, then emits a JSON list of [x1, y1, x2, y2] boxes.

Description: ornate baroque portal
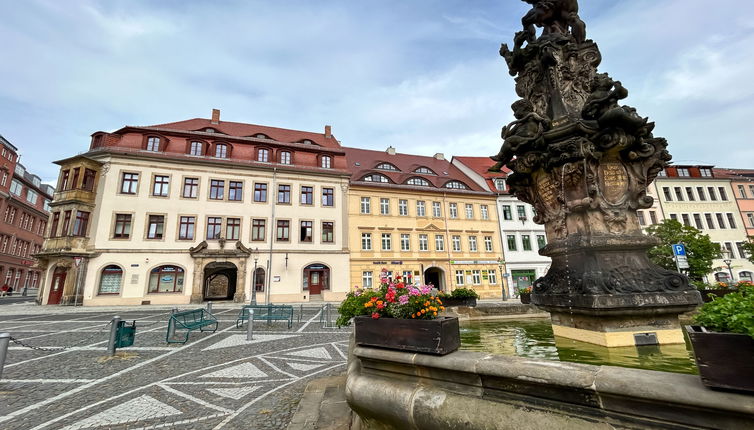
[[189, 241, 250, 303], [491, 0, 701, 347]]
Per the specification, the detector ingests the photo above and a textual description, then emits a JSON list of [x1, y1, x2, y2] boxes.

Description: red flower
[[371, 312, 380, 319]]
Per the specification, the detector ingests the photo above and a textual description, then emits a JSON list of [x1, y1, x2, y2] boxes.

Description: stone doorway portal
[[48, 266, 67, 305], [423, 267, 445, 291], [203, 262, 237, 301]]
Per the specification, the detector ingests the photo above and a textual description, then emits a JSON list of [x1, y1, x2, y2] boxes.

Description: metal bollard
[[167, 308, 177, 340], [206, 302, 213, 315], [246, 310, 254, 341], [0, 332, 10, 380], [107, 316, 121, 356]]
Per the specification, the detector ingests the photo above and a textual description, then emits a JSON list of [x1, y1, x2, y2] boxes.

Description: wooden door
[[48, 268, 66, 305], [308, 271, 322, 295]]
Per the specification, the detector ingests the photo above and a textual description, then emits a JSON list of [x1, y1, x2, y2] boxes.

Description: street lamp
[[498, 257, 507, 301], [250, 247, 259, 305], [721, 249, 735, 284]]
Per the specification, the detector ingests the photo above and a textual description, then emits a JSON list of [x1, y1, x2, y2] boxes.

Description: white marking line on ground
[[162, 378, 293, 386], [258, 357, 298, 379], [157, 383, 234, 414], [0, 313, 109, 331], [211, 363, 346, 430], [296, 308, 322, 332], [8, 325, 236, 430], [128, 413, 228, 430], [1, 379, 94, 384], [13, 322, 107, 341], [332, 342, 349, 360]]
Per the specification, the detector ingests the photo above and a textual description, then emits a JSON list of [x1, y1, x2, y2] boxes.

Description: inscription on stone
[[537, 174, 559, 210], [599, 162, 628, 204]]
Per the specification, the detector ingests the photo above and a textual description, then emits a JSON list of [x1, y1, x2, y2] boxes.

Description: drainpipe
[[265, 168, 277, 304], [442, 192, 452, 292]]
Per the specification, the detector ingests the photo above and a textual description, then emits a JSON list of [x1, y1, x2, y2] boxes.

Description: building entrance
[[423, 267, 445, 291], [203, 262, 237, 301], [48, 267, 67, 305]]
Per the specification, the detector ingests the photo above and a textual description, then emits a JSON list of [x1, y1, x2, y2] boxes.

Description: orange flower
[[364, 302, 373, 308], [424, 301, 430, 306], [439, 306, 445, 311], [432, 312, 437, 316]]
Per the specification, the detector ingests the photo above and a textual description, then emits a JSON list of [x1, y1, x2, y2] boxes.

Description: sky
[[1, 0, 753, 182]]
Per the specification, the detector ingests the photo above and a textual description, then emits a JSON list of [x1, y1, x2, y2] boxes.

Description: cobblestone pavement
[[0, 305, 350, 429]]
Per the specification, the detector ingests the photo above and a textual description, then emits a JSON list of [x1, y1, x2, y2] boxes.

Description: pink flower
[[420, 286, 431, 294], [398, 295, 409, 305], [371, 312, 380, 319], [408, 287, 421, 296]]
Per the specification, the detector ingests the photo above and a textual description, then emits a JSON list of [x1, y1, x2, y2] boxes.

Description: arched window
[[148, 265, 184, 293], [300, 139, 314, 145], [257, 148, 270, 162], [321, 156, 332, 169], [215, 144, 228, 158], [376, 163, 399, 171], [739, 271, 753, 282], [189, 141, 203, 156], [362, 173, 389, 183], [714, 272, 730, 284], [254, 267, 265, 292], [406, 177, 431, 186], [279, 151, 292, 165], [414, 166, 436, 175], [98, 265, 123, 295], [444, 180, 468, 189], [146, 137, 161, 152], [254, 133, 270, 139]]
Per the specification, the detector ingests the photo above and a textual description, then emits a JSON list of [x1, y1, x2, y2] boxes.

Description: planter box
[[354, 316, 460, 355], [519, 293, 532, 304], [698, 289, 737, 303], [686, 325, 754, 393], [442, 297, 477, 307]]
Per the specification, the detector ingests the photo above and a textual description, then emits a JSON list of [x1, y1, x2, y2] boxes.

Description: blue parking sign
[[672, 244, 686, 256]]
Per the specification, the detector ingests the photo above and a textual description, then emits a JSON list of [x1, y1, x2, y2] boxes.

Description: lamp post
[[721, 249, 735, 285], [250, 247, 259, 305], [498, 258, 507, 301]]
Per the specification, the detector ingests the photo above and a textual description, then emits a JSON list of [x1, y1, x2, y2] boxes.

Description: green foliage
[[694, 283, 754, 339], [741, 237, 754, 264], [335, 289, 379, 328], [449, 287, 479, 299], [645, 219, 721, 281], [518, 286, 532, 294]]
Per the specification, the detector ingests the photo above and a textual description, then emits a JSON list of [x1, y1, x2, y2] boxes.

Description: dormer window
[[302, 139, 314, 145], [254, 133, 269, 139], [146, 137, 160, 152], [205, 128, 216, 133], [494, 178, 506, 191], [376, 163, 399, 171], [321, 156, 332, 169], [406, 177, 431, 187], [677, 168, 690, 177], [189, 141, 203, 156], [215, 144, 228, 158], [414, 166, 436, 175], [257, 148, 270, 162], [363, 173, 389, 183], [279, 151, 291, 165], [444, 180, 468, 189]]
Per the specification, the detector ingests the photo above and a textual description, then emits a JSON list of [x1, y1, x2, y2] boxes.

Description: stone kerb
[[346, 345, 754, 429]]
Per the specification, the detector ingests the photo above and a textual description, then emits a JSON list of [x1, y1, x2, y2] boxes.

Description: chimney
[[386, 146, 396, 155], [433, 153, 445, 160], [324, 125, 332, 138], [211, 109, 220, 124]]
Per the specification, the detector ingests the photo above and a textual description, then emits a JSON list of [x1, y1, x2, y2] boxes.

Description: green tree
[[741, 237, 754, 264], [645, 219, 721, 281]]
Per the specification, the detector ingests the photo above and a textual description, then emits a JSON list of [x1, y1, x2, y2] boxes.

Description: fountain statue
[[491, 0, 701, 347]]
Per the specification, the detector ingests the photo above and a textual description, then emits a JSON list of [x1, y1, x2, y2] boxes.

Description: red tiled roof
[[343, 147, 488, 193], [713, 168, 754, 179], [125, 118, 341, 149], [453, 156, 509, 192]]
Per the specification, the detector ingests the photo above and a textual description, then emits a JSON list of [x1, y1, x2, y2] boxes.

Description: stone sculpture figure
[[491, 99, 550, 170], [515, 0, 586, 49]]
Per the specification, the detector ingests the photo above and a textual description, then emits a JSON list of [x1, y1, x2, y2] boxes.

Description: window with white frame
[[399, 199, 408, 216], [362, 271, 373, 288], [435, 235, 445, 251], [449, 203, 458, 218], [400, 234, 410, 251], [416, 201, 426, 217], [452, 235, 461, 251], [381, 233, 392, 250], [465, 204, 473, 219], [484, 236, 493, 252], [257, 148, 270, 162], [146, 136, 160, 152], [360, 197, 371, 214], [190, 141, 203, 156], [280, 151, 291, 165], [469, 236, 478, 252], [407, 177, 431, 186], [380, 198, 390, 215], [419, 234, 428, 251], [488, 270, 497, 284], [445, 181, 467, 189], [455, 270, 464, 285], [494, 178, 506, 191], [321, 156, 332, 169], [215, 144, 228, 158], [480, 205, 489, 220], [361, 233, 372, 250], [432, 201, 441, 217], [472, 270, 481, 285]]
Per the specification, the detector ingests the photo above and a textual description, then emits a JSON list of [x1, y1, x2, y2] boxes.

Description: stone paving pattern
[[0, 305, 350, 429]]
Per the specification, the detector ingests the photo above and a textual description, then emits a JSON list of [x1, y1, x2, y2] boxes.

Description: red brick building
[[0, 134, 54, 294]]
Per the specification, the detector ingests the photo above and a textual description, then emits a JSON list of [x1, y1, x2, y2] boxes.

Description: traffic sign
[[676, 255, 690, 269], [672, 244, 686, 256]]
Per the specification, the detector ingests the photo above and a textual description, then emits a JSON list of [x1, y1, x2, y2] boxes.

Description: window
[[362, 271, 373, 288], [494, 178, 506, 191], [716, 213, 726, 229], [681, 214, 691, 226], [189, 141, 203, 156], [435, 235, 445, 251], [182, 178, 198, 198], [669, 214, 678, 221], [50, 212, 60, 238], [252, 219, 266, 241], [637, 211, 646, 226], [360, 197, 371, 214], [363, 173, 389, 183], [147, 215, 165, 239], [321, 156, 332, 169], [418, 234, 428, 251], [98, 265, 123, 295], [502, 205, 513, 220], [738, 185, 747, 199], [381, 233, 392, 251], [693, 214, 703, 229], [215, 144, 228, 158], [718, 187, 728, 201], [517, 205, 527, 219], [414, 166, 435, 174], [400, 234, 410, 251], [465, 204, 474, 219], [206, 217, 222, 239], [724, 242, 735, 258], [0, 172, 6, 187], [480, 205, 489, 220], [455, 270, 464, 285], [61, 211, 72, 236], [380, 198, 390, 215], [146, 136, 160, 152], [209, 180, 224, 200], [257, 148, 269, 162], [60, 170, 71, 190], [407, 177, 430, 186], [432, 202, 441, 217], [705, 213, 715, 229], [416, 201, 426, 217], [299, 186, 313, 205], [361, 233, 372, 250], [484, 236, 493, 252], [750, 185, 754, 197], [72, 211, 90, 236], [276, 220, 290, 241], [507, 234, 517, 251], [472, 270, 481, 285], [737, 242, 748, 260], [152, 175, 169, 197], [449, 203, 458, 218], [677, 167, 689, 177], [254, 183, 267, 202], [537, 235, 546, 249], [685, 187, 695, 201], [662, 187, 672, 201], [279, 151, 291, 165], [445, 181, 467, 189], [121, 173, 138, 194], [322, 222, 334, 243], [26, 190, 38, 205], [278, 185, 291, 203], [322, 188, 334, 207], [708, 187, 717, 201], [726, 213, 737, 229], [748, 213, 754, 228], [740, 271, 753, 282], [468, 236, 478, 252], [226, 218, 240, 240], [399, 200, 408, 216], [452, 235, 461, 252], [699, 168, 712, 177], [300, 221, 313, 242], [674, 187, 684, 201], [489, 270, 498, 285], [697, 187, 706, 201], [377, 163, 399, 171], [148, 266, 184, 293], [82, 169, 96, 191], [178, 216, 195, 240]]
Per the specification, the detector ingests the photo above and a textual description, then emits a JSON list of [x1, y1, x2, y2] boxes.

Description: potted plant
[[695, 281, 739, 303], [686, 282, 754, 393], [518, 286, 532, 304], [337, 269, 459, 355], [441, 287, 480, 307]]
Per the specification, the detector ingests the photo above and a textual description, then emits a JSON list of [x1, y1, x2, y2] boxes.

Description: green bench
[[166, 308, 218, 344], [236, 305, 294, 329]]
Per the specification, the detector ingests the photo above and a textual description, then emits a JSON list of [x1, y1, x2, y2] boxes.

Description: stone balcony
[[53, 188, 96, 205], [41, 236, 90, 254]]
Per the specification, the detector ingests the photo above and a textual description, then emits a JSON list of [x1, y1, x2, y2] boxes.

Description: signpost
[[672, 244, 689, 272]]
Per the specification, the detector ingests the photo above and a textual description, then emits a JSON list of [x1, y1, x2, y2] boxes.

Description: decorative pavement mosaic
[[0, 306, 350, 429]]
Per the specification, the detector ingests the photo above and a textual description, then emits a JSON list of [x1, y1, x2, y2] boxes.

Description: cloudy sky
[[1, 0, 753, 181]]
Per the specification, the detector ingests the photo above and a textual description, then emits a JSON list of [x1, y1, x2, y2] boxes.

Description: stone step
[[288, 374, 350, 430]]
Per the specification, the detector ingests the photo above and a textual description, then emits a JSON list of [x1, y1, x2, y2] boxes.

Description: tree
[[741, 237, 754, 265], [645, 219, 721, 282]]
